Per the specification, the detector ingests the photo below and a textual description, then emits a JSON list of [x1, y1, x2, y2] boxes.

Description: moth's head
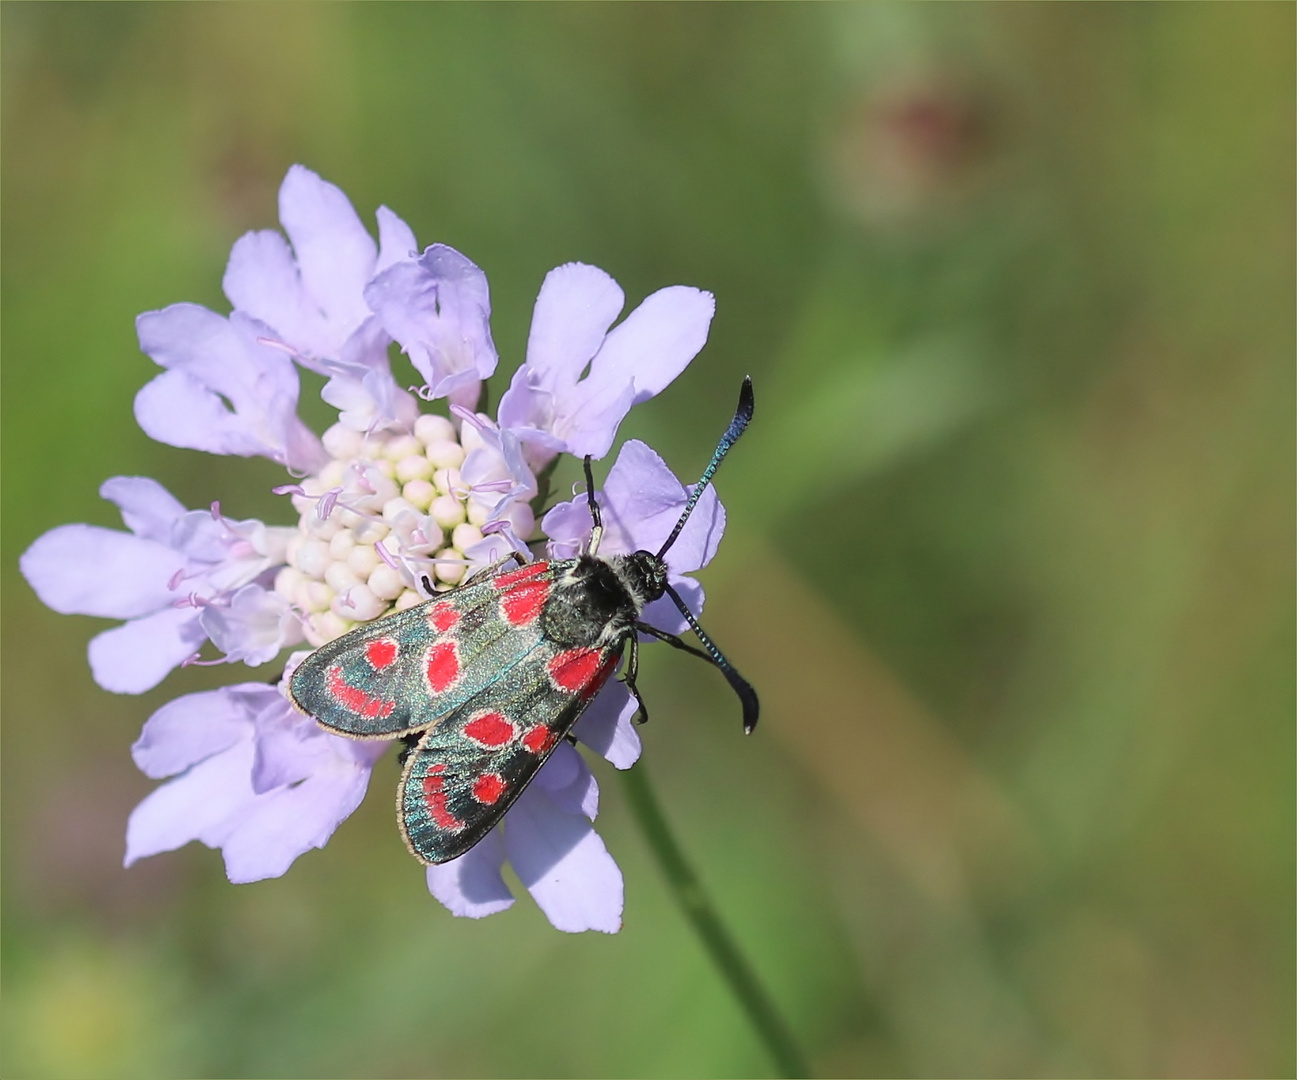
[[613, 550, 668, 607]]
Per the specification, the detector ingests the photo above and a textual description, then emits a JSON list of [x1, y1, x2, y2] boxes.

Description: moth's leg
[[635, 621, 712, 663], [420, 574, 435, 597], [397, 732, 422, 767], [583, 456, 604, 557], [622, 634, 650, 725]]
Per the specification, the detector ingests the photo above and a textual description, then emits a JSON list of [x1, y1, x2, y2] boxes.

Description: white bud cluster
[[274, 416, 515, 648]]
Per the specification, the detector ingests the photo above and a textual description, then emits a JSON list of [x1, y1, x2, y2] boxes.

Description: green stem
[[620, 764, 811, 1079]]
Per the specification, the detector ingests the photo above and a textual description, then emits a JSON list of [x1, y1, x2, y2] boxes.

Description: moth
[[289, 378, 758, 864]]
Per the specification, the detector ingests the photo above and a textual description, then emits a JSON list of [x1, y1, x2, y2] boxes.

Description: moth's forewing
[[289, 561, 564, 739], [398, 638, 619, 863]]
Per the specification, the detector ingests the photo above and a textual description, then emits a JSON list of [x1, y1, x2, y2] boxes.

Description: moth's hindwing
[[399, 637, 620, 863], [289, 560, 566, 738]]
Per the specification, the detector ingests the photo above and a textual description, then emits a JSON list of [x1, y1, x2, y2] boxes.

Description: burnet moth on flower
[[289, 378, 759, 865]]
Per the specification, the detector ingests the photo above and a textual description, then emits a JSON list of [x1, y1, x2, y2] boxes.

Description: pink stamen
[[316, 488, 341, 520], [482, 520, 529, 558], [374, 540, 400, 570], [210, 501, 222, 521], [167, 568, 187, 591], [255, 335, 299, 358], [272, 484, 306, 497], [474, 479, 514, 494]]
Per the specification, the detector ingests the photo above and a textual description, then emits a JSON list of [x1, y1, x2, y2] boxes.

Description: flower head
[[21, 165, 727, 933]]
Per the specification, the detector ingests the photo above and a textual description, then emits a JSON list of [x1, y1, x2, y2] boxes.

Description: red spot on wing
[[472, 773, 507, 804], [494, 561, 548, 589], [590, 652, 619, 698], [422, 764, 464, 830], [428, 601, 460, 633], [325, 666, 396, 720], [501, 579, 550, 626], [547, 648, 610, 696], [521, 725, 558, 754], [366, 638, 398, 671], [463, 711, 516, 747], [425, 641, 459, 693]]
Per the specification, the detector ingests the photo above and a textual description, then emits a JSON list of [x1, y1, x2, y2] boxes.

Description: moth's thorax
[[541, 552, 666, 649]]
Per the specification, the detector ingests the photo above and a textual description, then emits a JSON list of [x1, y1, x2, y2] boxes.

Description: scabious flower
[[21, 165, 723, 934]]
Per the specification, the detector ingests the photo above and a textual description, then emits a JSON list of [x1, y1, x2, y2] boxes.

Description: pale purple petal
[[277, 164, 376, 336], [125, 736, 257, 866], [540, 499, 593, 561], [88, 607, 207, 694], [199, 585, 302, 667], [601, 440, 725, 573], [506, 779, 623, 934], [364, 244, 498, 401], [573, 681, 642, 769], [548, 381, 637, 461], [166, 510, 235, 566], [126, 685, 379, 882], [320, 366, 414, 433], [223, 175, 422, 378], [221, 229, 316, 348], [20, 524, 187, 619], [499, 268, 711, 462], [333, 312, 392, 370], [495, 369, 566, 461], [522, 263, 625, 390], [135, 304, 323, 470], [134, 369, 272, 459], [374, 206, 418, 275], [426, 829, 516, 918], [531, 741, 581, 798], [251, 694, 384, 793], [589, 286, 714, 405], [100, 476, 187, 543], [218, 757, 374, 883], [532, 742, 600, 819], [132, 684, 272, 779]]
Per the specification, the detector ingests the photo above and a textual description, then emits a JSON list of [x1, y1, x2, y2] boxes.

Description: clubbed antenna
[[656, 376, 754, 561], [662, 582, 760, 733]]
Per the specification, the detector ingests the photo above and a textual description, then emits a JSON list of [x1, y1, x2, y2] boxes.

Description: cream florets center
[[276, 416, 497, 647]]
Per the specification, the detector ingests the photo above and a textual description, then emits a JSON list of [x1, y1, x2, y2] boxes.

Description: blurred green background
[[3, 4, 1292, 1077]]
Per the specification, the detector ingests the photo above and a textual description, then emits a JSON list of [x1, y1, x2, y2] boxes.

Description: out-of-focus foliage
[[2, 4, 1291, 1077]]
